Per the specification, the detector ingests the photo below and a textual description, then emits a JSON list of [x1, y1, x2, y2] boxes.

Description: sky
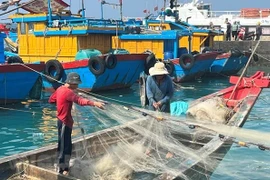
[[74, 0, 269, 19], [1, 0, 269, 21]]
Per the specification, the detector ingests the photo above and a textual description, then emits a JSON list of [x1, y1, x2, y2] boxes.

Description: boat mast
[[81, 0, 85, 18], [47, 0, 52, 27]]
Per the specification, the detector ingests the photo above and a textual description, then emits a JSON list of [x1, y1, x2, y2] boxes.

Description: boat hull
[[0, 63, 45, 104], [43, 54, 148, 92], [172, 52, 218, 82], [206, 52, 250, 76]]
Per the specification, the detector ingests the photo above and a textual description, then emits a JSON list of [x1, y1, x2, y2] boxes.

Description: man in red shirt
[[49, 72, 105, 175]]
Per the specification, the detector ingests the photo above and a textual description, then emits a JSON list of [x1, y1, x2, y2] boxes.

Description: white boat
[[156, 0, 270, 34]]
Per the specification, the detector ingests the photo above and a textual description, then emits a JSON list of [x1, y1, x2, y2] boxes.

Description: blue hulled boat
[[207, 50, 251, 76], [0, 33, 45, 104], [9, 0, 148, 92]]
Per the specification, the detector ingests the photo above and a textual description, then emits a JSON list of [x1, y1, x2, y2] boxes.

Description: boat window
[[28, 23, 34, 34], [20, 22, 26, 35]]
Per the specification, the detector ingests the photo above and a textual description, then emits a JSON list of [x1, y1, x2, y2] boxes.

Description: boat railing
[[208, 11, 241, 18], [50, 18, 125, 28]]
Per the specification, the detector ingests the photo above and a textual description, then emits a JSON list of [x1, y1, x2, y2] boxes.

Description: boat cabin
[[9, 0, 128, 63], [145, 20, 223, 52], [112, 30, 192, 60]]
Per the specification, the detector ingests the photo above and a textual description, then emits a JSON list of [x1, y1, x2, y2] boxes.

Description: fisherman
[[49, 72, 105, 175], [146, 62, 174, 113], [255, 22, 262, 40]]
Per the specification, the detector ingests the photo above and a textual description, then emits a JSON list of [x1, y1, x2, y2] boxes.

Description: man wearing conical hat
[[146, 62, 174, 113]]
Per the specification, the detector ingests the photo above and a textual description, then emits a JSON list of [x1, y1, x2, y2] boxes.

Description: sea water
[[0, 67, 269, 179]]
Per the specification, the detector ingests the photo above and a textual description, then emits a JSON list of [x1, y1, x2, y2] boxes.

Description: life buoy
[[179, 54, 195, 70], [45, 59, 64, 83], [144, 53, 156, 75], [231, 48, 243, 57], [105, 54, 117, 69], [88, 56, 105, 75], [165, 61, 175, 76], [7, 56, 24, 64], [252, 54, 259, 62]]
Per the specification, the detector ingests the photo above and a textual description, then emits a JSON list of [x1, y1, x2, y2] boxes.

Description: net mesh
[[66, 93, 270, 180]]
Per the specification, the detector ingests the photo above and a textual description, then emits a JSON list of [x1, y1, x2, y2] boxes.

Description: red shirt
[[49, 86, 94, 128]]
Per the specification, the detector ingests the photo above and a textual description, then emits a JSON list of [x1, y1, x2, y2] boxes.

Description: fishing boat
[[0, 32, 45, 105], [112, 30, 218, 82], [1, 71, 269, 179], [144, 20, 253, 77], [8, 0, 149, 92], [157, 0, 270, 34], [207, 49, 252, 76]]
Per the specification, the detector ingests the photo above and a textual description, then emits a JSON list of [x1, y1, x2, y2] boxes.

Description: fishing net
[[65, 93, 270, 180]]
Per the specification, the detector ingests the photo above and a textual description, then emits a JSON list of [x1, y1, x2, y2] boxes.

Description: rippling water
[[0, 67, 270, 179]]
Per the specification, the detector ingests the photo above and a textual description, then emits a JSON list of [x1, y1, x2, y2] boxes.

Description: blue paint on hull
[[0, 72, 40, 103], [209, 55, 249, 76], [174, 58, 215, 82], [42, 59, 145, 92]]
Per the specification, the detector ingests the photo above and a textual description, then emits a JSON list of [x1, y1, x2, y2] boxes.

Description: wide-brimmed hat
[[149, 62, 169, 76], [66, 72, 82, 85]]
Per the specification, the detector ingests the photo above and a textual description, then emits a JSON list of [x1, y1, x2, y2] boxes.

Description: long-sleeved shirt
[[49, 86, 95, 128], [146, 75, 174, 112]]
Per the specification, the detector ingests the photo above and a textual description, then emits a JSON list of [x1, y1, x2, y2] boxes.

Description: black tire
[[7, 56, 24, 64], [88, 56, 105, 75], [165, 61, 175, 76], [105, 54, 117, 69], [253, 54, 259, 62], [179, 54, 195, 70], [45, 59, 64, 83], [231, 48, 243, 57], [144, 53, 156, 75]]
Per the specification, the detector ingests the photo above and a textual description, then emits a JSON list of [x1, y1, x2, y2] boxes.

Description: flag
[[143, 9, 147, 13], [154, 6, 158, 11]]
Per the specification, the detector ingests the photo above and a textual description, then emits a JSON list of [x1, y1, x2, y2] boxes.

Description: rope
[[124, 104, 270, 152], [228, 39, 261, 100], [54, 26, 73, 60], [17, 63, 140, 106], [255, 52, 270, 62]]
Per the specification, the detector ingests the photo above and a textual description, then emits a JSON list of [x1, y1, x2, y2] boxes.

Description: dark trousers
[[226, 32, 231, 41], [255, 34, 261, 40], [232, 31, 238, 40], [57, 120, 72, 171]]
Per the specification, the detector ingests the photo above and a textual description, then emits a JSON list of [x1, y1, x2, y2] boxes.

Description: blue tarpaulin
[[170, 101, 189, 116]]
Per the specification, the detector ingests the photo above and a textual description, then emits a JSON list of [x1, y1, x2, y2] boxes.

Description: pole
[[81, 0, 85, 18], [119, 0, 123, 21], [101, 1, 104, 19], [47, 0, 52, 27]]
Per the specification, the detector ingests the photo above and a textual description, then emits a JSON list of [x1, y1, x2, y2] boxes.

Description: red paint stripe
[[217, 53, 231, 59], [62, 54, 148, 69], [0, 63, 45, 73]]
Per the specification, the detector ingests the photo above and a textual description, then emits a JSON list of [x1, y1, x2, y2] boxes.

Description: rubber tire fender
[[145, 53, 156, 75], [165, 61, 175, 76], [88, 56, 106, 75], [252, 54, 259, 62], [179, 54, 195, 70], [105, 54, 117, 69], [45, 59, 64, 83], [7, 56, 24, 64]]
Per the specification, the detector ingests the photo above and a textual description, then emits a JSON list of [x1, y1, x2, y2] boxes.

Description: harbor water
[[0, 67, 270, 179]]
